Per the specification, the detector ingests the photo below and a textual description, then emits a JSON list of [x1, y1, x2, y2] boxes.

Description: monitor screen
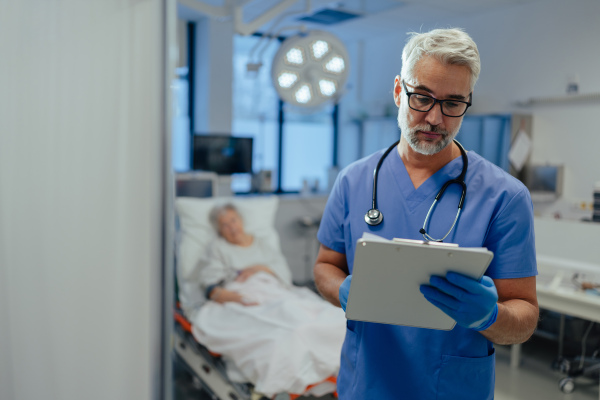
[[526, 164, 563, 202], [175, 172, 217, 198], [192, 135, 253, 175], [528, 166, 558, 193]]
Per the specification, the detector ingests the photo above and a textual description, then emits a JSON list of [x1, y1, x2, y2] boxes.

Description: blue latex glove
[[339, 275, 352, 312], [420, 272, 499, 331]]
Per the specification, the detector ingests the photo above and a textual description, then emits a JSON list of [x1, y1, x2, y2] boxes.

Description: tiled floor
[[495, 336, 599, 400]]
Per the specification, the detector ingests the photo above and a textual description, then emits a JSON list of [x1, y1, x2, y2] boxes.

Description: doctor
[[314, 28, 539, 399]]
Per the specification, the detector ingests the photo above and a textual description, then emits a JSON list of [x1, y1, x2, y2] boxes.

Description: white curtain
[[0, 1, 173, 399]]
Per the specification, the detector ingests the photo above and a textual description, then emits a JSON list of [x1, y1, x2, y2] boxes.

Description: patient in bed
[[190, 203, 346, 398], [201, 203, 292, 305]]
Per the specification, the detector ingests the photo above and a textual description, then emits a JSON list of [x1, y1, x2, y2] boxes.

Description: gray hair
[[208, 203, 240, 235], [400, 28, 480, 91]]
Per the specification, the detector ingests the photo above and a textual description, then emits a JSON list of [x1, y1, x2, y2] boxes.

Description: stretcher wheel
[[559, 377, 575, 394]]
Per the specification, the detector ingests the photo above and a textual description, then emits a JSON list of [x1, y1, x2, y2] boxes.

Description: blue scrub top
[[318, 146, 537, 400]]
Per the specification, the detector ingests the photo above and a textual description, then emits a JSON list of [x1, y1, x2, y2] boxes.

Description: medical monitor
[[175, 172, 218, 198], [192, 134, 253, 175], [525, 164, 564, 201]]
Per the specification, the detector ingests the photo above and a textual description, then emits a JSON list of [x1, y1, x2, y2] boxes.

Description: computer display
[[175, 172, 218, 198], [192, 135, 253, 175], [526, 164, 564, 201], [528, 166, 559, 192]]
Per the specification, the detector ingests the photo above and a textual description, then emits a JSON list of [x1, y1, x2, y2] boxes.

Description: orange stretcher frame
[[173, 305, 338, 399]]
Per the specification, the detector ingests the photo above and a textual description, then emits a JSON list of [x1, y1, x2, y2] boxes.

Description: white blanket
[[190, 272, 347, 397]]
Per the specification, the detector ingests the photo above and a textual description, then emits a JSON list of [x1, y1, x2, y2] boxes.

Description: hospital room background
[[1, 0, 600, 400]]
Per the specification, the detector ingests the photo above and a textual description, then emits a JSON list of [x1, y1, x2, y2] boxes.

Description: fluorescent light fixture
[[278, 72, 298, 88], [319, 80, 336, 96], [295, 85, 312, 104], [271, 30, 349, 107]]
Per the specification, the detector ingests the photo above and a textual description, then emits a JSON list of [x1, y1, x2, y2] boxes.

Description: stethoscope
[[364, 139, 468, 242]]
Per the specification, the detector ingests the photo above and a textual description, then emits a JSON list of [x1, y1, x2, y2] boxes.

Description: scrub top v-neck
[[386, 146, 465, 214]]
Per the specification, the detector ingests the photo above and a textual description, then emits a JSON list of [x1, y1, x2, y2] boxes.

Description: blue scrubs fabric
[[318, 147, 537, 400]]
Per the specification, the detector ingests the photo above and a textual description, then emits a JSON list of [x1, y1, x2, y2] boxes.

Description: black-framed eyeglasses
[[402, 80, 472, 117]]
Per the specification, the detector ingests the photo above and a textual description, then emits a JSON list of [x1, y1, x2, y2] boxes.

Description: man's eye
[[414, 95, 433, 105], [444, 101, 460, 109]]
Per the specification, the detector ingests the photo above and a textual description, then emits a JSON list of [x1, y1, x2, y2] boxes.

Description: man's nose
[[424, 102, 444, 126]]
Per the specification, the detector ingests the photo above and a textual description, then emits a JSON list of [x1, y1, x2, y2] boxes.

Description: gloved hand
[[339, 275, 352, 312], [419, 272, 499, 331]]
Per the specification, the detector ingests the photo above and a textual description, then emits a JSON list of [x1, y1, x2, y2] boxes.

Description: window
[[281, 105, 333, 192], [231, 35, 280, 192], [232, 34, 334, 193], [171, 67, 191, 172]]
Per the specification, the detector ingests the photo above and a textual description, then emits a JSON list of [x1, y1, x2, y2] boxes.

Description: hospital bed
[[173, 303, 338, 400], [173, 305, 252, 400], [173, 193, 340, 400]]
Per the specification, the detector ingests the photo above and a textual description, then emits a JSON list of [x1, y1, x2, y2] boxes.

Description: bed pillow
[[175, 196, 279, 315]]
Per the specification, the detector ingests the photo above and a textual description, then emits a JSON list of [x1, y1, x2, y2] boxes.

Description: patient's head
[[209, 204, 251, 246]]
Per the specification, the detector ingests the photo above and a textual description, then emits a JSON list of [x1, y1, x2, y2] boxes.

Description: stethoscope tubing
[[366, 139, 468, 242], [370, 139, 400, 211]]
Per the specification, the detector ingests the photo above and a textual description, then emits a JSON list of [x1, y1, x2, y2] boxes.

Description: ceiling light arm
[[234, 0, 298, 36], [248, 0, 310, 62], [178, 0, 232, 18], [179, 0, 308, 37], [247, 25, 305, 75], [256, 25, 306, 60]]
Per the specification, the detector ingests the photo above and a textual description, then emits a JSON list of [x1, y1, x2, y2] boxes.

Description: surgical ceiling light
[[271, 30, 350, 108]]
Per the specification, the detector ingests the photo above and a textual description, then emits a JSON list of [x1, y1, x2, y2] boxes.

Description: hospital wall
[[0, 1, 174, 400], [275, 195, 328, 284], [338, 0, 600, 205]]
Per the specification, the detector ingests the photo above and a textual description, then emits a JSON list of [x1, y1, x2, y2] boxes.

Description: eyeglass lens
[[409, 94, 468, 117]]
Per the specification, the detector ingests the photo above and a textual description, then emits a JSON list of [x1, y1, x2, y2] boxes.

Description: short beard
[[397, 109, 461, 156]]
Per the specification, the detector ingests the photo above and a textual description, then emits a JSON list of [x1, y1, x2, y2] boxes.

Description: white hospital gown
[[191, 235, 347, 397], [198, 234, 293, 291]]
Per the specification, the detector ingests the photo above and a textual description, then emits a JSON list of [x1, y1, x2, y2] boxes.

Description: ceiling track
[[178, 0, 301, 35]]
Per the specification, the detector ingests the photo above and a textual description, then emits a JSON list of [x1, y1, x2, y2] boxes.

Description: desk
[[509, 262, 600, 398], [537, 286, 600, 324], [526, 219, 600, 397], [511, 265, 600, 367]]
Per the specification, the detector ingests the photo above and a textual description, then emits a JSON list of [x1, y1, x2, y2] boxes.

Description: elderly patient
[[190, 203, 346, 398]]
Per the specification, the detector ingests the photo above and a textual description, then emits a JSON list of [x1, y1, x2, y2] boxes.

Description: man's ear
[[393, 76, 402, 107]]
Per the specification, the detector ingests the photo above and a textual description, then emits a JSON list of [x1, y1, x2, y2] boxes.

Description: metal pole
[[332, 103, 339, 167], [277, 98, 284, 193]]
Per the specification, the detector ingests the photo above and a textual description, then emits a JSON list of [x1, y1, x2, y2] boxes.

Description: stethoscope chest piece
[[364, 208, 383, 226]]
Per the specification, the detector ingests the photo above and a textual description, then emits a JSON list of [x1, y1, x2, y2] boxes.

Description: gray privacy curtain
[[0, 1, 173, 399]]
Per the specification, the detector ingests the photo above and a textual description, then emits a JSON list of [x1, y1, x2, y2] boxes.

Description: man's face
[[395, 56, 472, 155]]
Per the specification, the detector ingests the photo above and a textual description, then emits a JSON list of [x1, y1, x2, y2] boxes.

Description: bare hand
[[210, 288, 258, 306], [236, 265, 273, 283]]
